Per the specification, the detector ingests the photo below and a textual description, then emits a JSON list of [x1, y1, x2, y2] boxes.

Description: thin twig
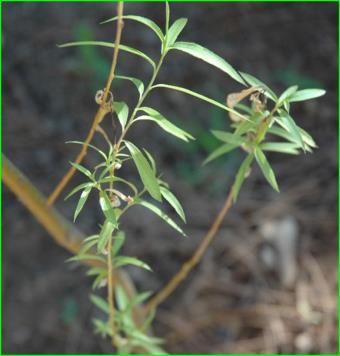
[[145, 188, 234, 312], [47, 2, 125, 206]]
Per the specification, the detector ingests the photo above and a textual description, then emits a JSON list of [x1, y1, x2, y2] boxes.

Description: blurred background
[[3, 2, 337, 354]]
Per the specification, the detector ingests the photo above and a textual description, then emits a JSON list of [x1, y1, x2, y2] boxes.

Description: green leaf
[[79, 238, 98, 254], [70, 162, 93, 180], [143, 148, 157, 173], [125, 141, 162, 201], [113, 101, 129, 129], [65, 182, 95, 201], [99, 176, 138, 196], [254, 148, 279, 192], [160, 186, 186, 222], [90, 294, 110, 314], [59, 41, 156, 69], [152, 84, 247, 120], [136, 106, 194, 142], [67, 254, 105, 263], [97, 218, 116, 254], [289, 88, 326, 102], [276, 110, 305, 150], [66, 141, 107, 160], [74, 186, 92, 221], [277, 85, 298, 106], [137, 200, 186, 236], [93, 318, 112, 337], [203, 143, 238, 165], [99, 191, 117, 225], [112, 231, 125, 256], [298, 126, 317, 148], [261, 142, 300, 155], [116, 286, 129, 312], [101, 15, 164, 42], [211, 130, 247, 145], [232, 154, 254, 202], [165, 1, 170, 33], [114, 256, 152, 271], [171, 41, 246, 85], [115, 75, 144, 99], [238, 72, 278, 102], [166, 18, 187, 48]]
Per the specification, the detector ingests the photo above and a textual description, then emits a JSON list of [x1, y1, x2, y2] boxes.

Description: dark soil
[[3, 2, 337, 354]]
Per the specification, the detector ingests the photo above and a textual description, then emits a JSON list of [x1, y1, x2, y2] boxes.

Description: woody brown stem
[[145, 188, 234, 313]]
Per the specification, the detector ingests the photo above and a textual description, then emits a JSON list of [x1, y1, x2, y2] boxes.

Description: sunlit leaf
[[59, 41, 156, 69], [166, 18, 187, 48], [277, 85, 298, 106], [101, 15, 164, 42], [276, 110, 305, 150], [112, 231, 125, 256], [211, 130, 247, 145], [66, 141, 107, 160], [137, 200, 186, 236], [114, 256, 152, 271], [254, 148, 279, 191], [232, 154, 254, 202], [113, 101, 129, 129], [97, 218, 116, 254], [238, 72, 278, 101], [74, 186, 92, 221], [70, 162, 93, 180], [125, 141, 162, 201], [261, 142, 300, 155], [289, 88, 326, 102], [99, 190, 117, 225], [171, 41, 246, 85], [160, 186, 186, 222], [65, 182, 95, 201], [115, 75, 145, 99], [152, 84, 247, 120], [203, 143, 239, 165], [136, 106, 194, 141], [90, 294, 110, 314]]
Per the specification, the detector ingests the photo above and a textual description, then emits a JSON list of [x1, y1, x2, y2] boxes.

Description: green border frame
[[1, 0, 338, 355]]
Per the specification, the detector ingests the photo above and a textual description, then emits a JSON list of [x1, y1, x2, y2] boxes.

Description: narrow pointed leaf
[[59, 41, 156, 69], [113, 101, 129, 129], [276, 111, 305, 150], [261, 142, 300, 155], [203, 143, 238, 165], [70, 162, 93, 180], [152, 84, 247, 120], [238, 72, 277, 101], [160, 186, 186, 222], [211, 130, 247, 145], [74, 186, 92, 221], [289, 88, 326, 102], [115, 75, 144, 99], [143, 148, 156, 173], [99, 191, 117, 226], [101, 15, 164, 42], [90, 294, 110, 314], [137, 106, 194, 141], [114, 256, 152, 271], [112, 231, 125, 256], [277, 85, 298, 106], [97, 218, 116, 254], [166, 18, 187, 47], [65, 182, 95, 201], [125, 142, 162, 201], [171, 41, 246, 85], [298, 126, 317, 148], [137, 200, 186, 236], [232, 154, 254, 202], [66, 141, 107, 160], [255, 148, 279, 192]]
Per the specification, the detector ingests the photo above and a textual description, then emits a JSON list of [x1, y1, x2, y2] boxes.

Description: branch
[[145, 188, 234, 312], [47, 2, 125, 206], [2, 154, 144, 326]]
